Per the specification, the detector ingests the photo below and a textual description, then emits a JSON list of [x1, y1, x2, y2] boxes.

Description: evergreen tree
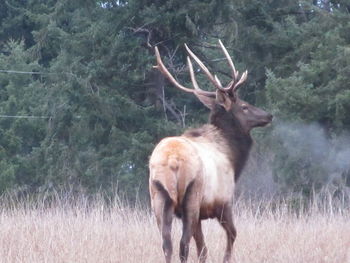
[[0, 0, 238, 198], [265, 2, 350, 194], [0, 0, 349, 199]]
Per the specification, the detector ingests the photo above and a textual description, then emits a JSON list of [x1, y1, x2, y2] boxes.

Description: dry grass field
[[0, 193, 349, 263]]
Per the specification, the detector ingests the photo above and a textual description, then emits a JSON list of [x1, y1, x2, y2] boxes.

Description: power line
[[0, 115, 51, 119], [0, 115, 81, 119], [0, 70, 52, 75], [0, 69, 74, 76]]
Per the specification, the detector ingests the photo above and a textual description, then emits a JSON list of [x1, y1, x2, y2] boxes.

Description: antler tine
[[187, 56, 216, 96], [233, 70, 248, 91], [214, 75, 223, 89], [218, 39, 248, 92], [154, 46, 194, 93], [218, 39, 238, 80], [184, 44, 228, 93], [154, 46, 214, 96], [187, 57, 199, 91]]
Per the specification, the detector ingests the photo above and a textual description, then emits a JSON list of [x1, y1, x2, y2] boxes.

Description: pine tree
[[265, 2, 350, 194]]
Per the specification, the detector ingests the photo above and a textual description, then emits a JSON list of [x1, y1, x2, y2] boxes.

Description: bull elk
[[149, 40, 272, 263]]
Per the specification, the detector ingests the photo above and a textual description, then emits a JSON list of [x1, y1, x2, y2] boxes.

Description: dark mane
[[183, 128, 204, 138], [209, 105, 253, 181], [183, 124, 219, 139], [182, 104, 252, 182]]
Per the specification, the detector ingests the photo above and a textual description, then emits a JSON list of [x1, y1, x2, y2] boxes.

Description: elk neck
[[209, 105, 253, 181]]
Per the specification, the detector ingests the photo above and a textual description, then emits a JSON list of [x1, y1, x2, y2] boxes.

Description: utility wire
[[0, 69, 75, 76], [0, 115, 51, 119], [0, 115, 81, 119]]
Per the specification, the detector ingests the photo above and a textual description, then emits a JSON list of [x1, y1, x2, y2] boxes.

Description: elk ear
[[194, 92, 215, 109], [216, 90, 233, 111]]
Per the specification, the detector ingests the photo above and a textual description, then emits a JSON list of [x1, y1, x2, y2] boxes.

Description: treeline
[[0, 0, 349, 199]]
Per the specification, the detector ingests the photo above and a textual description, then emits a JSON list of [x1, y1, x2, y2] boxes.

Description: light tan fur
[[149, 125, 234, 219]]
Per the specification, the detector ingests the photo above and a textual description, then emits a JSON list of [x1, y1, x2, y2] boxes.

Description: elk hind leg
[[152, 187, 174, 263], [162, 199, 174, 263], [179, 181, 200, 263], [193, 220, 208, 263]]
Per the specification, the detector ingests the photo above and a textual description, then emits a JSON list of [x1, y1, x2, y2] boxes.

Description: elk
[[149, 40, 272, 263]]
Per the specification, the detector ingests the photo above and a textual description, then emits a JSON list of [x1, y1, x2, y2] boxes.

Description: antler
[[153, 40, 248, 96], [218, 39, 248, 92], [184, 44, 223, 91], [153, 46, 215, 97]]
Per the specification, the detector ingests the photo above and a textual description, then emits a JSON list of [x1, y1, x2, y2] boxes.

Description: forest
[[0, 0, 350, 201]]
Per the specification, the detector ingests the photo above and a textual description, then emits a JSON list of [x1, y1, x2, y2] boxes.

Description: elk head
[[154, 40, 272, 134]]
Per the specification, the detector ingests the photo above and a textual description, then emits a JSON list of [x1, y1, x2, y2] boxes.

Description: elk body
[[149, 40, 272, 263]]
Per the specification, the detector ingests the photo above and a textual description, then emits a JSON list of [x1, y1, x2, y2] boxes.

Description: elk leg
[[153, 192, 174, 263], [162, 202, 174, 263], [179, 182, 200, 263], [193, 220, 208, 263], [180, 209, 201, 262], [179, 216, 192, 262], [217, 204, 236, 263]]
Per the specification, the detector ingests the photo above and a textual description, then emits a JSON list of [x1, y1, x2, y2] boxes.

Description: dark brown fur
[[210, 104, 253, 181], [184, 104, 253, 182]]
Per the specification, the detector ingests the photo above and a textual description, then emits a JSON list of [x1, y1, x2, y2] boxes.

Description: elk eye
[[242, 105, 248, 111]]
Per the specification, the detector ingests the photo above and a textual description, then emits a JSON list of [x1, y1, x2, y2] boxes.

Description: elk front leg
[[217, 204, 237, 263]]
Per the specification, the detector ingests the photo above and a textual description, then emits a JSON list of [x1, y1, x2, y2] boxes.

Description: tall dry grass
[[0, 191, 349, 263]]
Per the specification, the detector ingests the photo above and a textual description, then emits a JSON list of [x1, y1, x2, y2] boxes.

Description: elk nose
[[267, 114, 273, 122]]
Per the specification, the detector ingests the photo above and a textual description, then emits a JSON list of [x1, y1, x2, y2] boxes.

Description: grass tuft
[[0, 191, 349, 262]]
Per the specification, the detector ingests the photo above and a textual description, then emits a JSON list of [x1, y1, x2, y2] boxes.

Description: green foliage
[[0, 0, 349, 199], [2, 0, 230, 198], [265, 2, 350, 194]]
